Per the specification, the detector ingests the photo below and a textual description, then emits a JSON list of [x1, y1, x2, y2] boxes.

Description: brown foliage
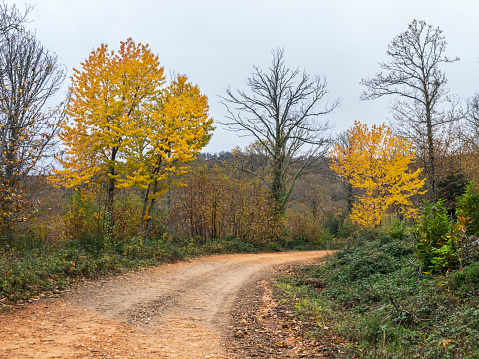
[[168, 166, 281, 245], [285, 175, 330, 243]]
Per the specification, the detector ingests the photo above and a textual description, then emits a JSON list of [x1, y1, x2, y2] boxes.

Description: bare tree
[[332, 130, 354, 214], [221, 48, 339, 214], [465, 94, 479, 150], [360, 20, 459, 199], [0, 31, 66, 181], [0, 4, 66, 233]]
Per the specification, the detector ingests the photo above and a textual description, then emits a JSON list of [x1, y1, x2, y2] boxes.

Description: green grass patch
[[274, 231, 479, 358]]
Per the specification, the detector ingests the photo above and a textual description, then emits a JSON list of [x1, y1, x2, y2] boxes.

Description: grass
[[273, 230, 479, 358]]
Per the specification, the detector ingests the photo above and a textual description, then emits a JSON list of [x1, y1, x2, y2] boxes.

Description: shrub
[[285, 205, 322, 244], [457, 181, 479, 236], [430, 233, 460, 271], [384, 216, 407, 240], [323, 213, 341, 236], [451, 262, 479, 291], [338, 216, 355, 238], [414, 200, 454, 271]]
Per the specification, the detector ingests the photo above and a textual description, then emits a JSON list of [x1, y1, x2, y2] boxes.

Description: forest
[[0, 3, 478, 358]]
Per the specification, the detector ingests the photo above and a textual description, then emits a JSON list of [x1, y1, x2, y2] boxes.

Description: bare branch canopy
[[360, 20, 460, 198], [220, 48, 340, 214]]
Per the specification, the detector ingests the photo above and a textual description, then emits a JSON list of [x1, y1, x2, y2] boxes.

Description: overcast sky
[[20, 0, 479, 153]]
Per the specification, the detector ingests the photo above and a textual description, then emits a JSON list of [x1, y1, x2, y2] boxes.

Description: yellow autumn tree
[[120, 74, 213, 240], [53, 38, 213, 241], [329, 121, 425, 228]]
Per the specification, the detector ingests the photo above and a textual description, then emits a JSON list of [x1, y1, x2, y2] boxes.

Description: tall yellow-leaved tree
[[53, 39, 213, 241], [329, 121, 425, 227], [121, 74, 213, 240]]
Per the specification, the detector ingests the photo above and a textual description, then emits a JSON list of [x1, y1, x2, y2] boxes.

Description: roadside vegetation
[[274, 197, 479, 358]]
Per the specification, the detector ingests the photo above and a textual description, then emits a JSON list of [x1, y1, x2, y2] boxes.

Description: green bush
[[265, 241, 284, 252], [451, 262, 479, 291], [386, 216, 407, 240], [430, 233, 460, 271], [414, 200, 454, 271], [457, 181, 479, 236], [200, 236, 258, 254], [338, 216, 354, 238], [323, 213, 341, 236]]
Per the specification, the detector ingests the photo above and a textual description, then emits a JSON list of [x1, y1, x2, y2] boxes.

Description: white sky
[[20, 0, 479, 153]]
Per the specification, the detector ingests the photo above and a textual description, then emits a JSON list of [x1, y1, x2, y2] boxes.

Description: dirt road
[[0, 251, 331, 358]]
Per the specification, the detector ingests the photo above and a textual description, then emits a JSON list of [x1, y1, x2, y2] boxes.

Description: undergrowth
[[274, 231, 479, 358]]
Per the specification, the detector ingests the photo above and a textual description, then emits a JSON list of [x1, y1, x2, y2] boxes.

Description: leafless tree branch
[[360, 20, 460, 198], [220, 48, 339, 213]]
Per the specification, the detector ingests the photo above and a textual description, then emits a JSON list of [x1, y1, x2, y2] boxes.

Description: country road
[[0, 251, 331, 358]]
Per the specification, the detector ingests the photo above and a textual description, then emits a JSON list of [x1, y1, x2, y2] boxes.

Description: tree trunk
[[165, 187, 171, 214], [105, 148, 118, 241], [425, 103, 436, 200], [143, 179, 159, 244], [270, 142, 285, 215], [346, 182, 353, 214], [138, 184, 151, 239], [105, 168, 115, 239]]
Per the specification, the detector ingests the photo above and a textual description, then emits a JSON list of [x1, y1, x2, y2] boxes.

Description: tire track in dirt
[[0, 251, 331, 358]]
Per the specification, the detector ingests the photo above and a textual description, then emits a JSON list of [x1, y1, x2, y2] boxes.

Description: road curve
[[0, 251, 331, 358]]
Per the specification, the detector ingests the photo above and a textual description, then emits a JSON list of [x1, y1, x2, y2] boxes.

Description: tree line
[[0, 4, 478, 249]]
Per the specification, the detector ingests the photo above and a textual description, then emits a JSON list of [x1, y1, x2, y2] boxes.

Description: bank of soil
[[0, 251, 331, 358]]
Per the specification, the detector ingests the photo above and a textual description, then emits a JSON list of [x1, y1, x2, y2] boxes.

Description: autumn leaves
[[329, 122, 425, 228], [52, 39, 213, 240]]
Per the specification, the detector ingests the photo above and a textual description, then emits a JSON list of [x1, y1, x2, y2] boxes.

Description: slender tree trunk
[[270, 143, 285, 215], [140, 161, 162, 243], [5, 124, 18, 182], [165, 187, 171, 214], [346, 181, 353, 214], [425, 103, 436, 199], [0, 117, 10, 165], [138, 184, 151, 239], [105, 168, 115, 238], [211, 191, 218, 240], [1, 127, 19, 237], [143, 179, 159, 244], [105, 147, 118, 240]]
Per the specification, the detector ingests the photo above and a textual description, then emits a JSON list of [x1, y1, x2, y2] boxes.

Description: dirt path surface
[[0, 251, 331, 358]]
